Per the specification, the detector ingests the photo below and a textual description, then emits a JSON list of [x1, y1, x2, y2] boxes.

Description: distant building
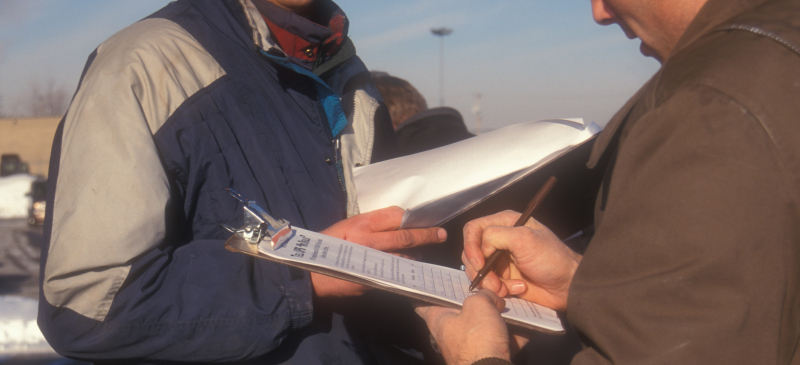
[[0, 117, 60, 178]]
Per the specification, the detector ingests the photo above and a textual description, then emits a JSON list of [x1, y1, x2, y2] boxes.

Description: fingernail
[[510, 283, 525, 294], [437, 228, 447, 241]]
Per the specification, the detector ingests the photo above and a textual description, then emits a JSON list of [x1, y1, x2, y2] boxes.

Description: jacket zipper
[[259, 48, 349, 201], [314, 44, 347, 194], [313, 43, 325, 72], [332, 138, 346, 193]]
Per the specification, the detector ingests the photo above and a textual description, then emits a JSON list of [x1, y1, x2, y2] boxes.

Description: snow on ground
[[0, 295, 57, 356], [0, 174, 37, 219]]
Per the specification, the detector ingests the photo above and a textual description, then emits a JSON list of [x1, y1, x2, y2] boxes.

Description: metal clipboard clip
[[222, 188, 291, 249]]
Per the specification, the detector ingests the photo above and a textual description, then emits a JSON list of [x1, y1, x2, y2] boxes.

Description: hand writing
[[462, 210, 581, 311]]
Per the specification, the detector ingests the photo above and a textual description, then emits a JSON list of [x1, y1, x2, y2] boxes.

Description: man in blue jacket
[[38, 0, 445, 363]]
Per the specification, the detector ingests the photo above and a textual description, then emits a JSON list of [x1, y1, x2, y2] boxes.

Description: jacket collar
[[586, 77, 653, 169], [237, 1, 346, 51], [669, 0, 769, 60], [586, 0, 770, 169], [253, 0, 348, 71]]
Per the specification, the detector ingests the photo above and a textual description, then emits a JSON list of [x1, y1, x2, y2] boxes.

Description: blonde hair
[[371, 72, 428, 129]]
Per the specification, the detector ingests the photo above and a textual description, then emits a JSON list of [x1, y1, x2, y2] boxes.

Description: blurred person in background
[[372, 72, 473, 155]]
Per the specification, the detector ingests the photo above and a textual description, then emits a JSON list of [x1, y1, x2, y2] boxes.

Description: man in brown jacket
[[416, 0, 800, 364]]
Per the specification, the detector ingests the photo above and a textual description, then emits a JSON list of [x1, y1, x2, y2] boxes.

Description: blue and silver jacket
[[38, 0, 399, 363]]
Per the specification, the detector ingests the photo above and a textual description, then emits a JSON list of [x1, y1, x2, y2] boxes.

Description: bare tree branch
[[24, 79, 69, 117]]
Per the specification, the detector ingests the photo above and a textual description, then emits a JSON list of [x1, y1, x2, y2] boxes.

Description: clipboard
[[221, 193, 565, 334]]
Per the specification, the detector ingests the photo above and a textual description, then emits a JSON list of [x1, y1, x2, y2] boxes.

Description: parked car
[[1, 154, 30, 177], [28, 178, 47, 226]]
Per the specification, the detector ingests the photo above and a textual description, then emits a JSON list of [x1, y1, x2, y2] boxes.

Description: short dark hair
[[371, 72, 428, 129]]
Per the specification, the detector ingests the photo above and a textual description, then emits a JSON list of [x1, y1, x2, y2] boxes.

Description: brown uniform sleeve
[[567, 84, 799, 364]]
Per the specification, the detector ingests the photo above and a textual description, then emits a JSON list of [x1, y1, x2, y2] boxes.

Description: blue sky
[[0, 0, 660, 131]]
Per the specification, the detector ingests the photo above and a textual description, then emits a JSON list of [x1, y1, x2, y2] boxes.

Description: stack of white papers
[[354, 118, 601, 228]]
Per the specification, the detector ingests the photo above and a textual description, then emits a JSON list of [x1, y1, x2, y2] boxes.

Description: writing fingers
[[499, 278, 528, 296], [480, 225, 527, 253], [463, 210, 522, 271], [462, 252, 509, 297]]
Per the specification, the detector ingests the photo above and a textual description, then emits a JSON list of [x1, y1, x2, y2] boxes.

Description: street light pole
[[472, 92, 482, 134], [431, 27, 453, 106]]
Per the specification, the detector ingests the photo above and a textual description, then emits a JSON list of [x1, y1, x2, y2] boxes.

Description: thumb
[[501, 279, 528, 296]]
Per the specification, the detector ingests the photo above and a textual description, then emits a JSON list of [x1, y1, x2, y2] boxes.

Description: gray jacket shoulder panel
[[45, 18, 226, 320]]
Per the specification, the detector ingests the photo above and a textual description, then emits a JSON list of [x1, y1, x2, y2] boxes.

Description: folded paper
[[354, 118, 601, 227]]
